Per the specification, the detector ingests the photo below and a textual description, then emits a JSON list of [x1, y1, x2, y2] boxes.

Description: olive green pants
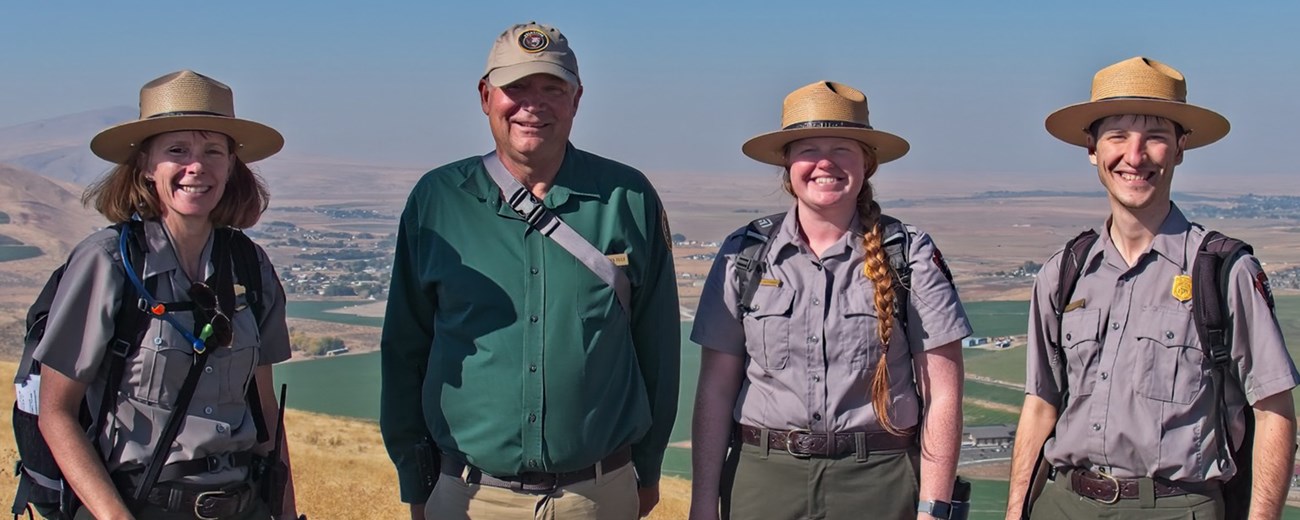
[[727, 442, 920, 520], [1029, 475, 1223, 520], [72, 498, 270, 519], [424, 461, 638, 520]]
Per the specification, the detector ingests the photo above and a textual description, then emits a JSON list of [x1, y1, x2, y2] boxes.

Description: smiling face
[[479, 73, 582, 161], [784, 137, 874, 215], [1088, 114, 1186, 215], [142, 130, 233, 229]]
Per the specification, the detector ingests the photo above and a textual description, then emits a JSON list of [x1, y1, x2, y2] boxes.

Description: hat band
[[782, 120, 872, 131], [1093, 95, 1187, 104], [146, 110, 231, 119]]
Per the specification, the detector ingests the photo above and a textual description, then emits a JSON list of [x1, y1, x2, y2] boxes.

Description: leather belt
[[1065, 468, 1219, 504], [440, 447, 632, 494], [737, 424, 915, 458], [156, 452, 258, 483], [139, 481, 257, 520]]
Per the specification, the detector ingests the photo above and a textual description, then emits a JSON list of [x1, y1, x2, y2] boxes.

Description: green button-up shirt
[[380, 144, 680, 502]]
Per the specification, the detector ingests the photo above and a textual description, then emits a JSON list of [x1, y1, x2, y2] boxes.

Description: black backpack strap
[[91, 222, 155, 445], [735, 213, 785, 314], [225, 230, 270, 443], [1022, 229, 1098, 519], [131, 229, 235, 502], [878, 215, 911, 333], [1192, 232, 1252, 479]]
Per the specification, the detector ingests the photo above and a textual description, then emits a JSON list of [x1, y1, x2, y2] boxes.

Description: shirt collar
[[1093, 202, 1193, 271], [459, 142, 599, 209], [766, 204, 863, 263], [139, 219, 214, 281]]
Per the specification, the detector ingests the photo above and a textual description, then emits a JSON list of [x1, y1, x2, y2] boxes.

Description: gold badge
[[606, 253, 629, 267], [1171, 274, 1192, 302], [759, 278, 782, 287]]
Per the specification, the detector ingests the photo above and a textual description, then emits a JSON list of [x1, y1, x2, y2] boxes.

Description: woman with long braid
[[689, 81, 970, 520]]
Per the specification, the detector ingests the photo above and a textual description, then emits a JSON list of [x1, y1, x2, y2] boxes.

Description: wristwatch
[[917, 500, 953, 519]]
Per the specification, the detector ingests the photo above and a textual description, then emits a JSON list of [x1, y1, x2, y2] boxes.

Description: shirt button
[[1165, 331, 1175, 339], [1065, 333, 1072, 341], [809, 335, 819, 343], [529, 364, 537, 372], [812, 375, 821, 382], [528, 459, 538, 468], [1111, 322, 1120, 330], [154, 337, 163, 345], [813, 413, 822, 421], [813, 299, 821, 306], [216, 424, 228, 433], [530, 267, 539, 275], [204, 366, 214, 374], [529, 315, 538, 323], [528, 413, 537, 423], [204, 406, 214, 415], [1092, 423, 1101, 432], [1100, 372, 1109, 380]]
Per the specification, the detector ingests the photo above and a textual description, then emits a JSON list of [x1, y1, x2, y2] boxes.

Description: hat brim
[[741, 127, 910, 167], [90, 115, 284, 164], [486, 62, 580, 88], [1045, 98, 1229, 149]]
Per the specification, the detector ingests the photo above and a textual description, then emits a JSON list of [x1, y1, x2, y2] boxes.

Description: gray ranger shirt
[[1025, 204, 1298, 482], [692, 206, 971, 433], [34, 219, 291, 485]]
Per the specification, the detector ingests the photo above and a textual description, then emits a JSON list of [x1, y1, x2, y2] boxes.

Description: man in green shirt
[[380, 21, 680, 520]]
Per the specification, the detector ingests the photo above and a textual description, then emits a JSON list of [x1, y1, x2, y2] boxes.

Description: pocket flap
[[1060, 308, 1101, 348], [747, 286, 794, 317]]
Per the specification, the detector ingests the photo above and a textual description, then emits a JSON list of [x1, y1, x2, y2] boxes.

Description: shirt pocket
[[130, 323, 197, 406], [742, 286, 794, 371], [841, 284, 883, 373], [1060, 309, 1102, 397], [219, 304, 261, 400], [1134, 308, 1206, 405]]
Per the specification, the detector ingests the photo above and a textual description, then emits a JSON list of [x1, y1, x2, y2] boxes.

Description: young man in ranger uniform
[[1005, 56, 1298, 520]]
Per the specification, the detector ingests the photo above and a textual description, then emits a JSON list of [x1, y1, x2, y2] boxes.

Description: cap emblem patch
[[518, 30, 549, 53]]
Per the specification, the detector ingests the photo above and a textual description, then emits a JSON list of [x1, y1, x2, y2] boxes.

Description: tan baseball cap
[[484, 21, 580, 87]]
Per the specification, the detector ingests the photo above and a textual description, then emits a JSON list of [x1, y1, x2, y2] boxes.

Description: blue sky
[[1, 1, 1297, 179]]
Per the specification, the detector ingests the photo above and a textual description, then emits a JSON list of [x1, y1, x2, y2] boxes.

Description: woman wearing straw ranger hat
[[689, 81, 970, 520], [28, 70, 299, 519]]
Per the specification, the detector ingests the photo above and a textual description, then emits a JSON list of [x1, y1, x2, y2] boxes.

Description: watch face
[[919, 500, 952, 519]]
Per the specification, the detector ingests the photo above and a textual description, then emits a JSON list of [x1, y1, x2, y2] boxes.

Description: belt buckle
[[785, 428, 813, 458], [194, 490, 228, 520], [1095, 470, 1122, 505]]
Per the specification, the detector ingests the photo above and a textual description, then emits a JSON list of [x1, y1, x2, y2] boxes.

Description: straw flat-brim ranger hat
[[90, 70, 284, 164], [742, 81, 909, 167], [1045, 57, 1229, 149]]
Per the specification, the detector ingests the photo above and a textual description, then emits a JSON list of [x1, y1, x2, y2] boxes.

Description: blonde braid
[[858, 181, 905, 435]]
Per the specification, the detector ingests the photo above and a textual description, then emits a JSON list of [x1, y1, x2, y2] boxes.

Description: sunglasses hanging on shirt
[[118, 227, 233, 354]]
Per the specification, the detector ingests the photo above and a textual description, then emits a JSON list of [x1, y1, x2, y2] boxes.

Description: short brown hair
[[82, 133, 271, 229]]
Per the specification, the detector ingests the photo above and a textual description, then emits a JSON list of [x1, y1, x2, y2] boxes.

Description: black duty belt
[[1064, 468, 1220, 504], [137, 481, 258, 520], [440, 447, 632, 494], [737, 424, 915, 458]]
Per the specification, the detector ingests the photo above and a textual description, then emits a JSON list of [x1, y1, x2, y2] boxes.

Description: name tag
[[1063, 298, 1086, 313], [606, 253, 629, 267], [760, 278, 782, 287]]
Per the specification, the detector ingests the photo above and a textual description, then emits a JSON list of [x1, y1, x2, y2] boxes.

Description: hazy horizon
[[3, 1, 1298, 182]]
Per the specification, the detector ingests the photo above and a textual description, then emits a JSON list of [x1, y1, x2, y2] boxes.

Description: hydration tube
[[118, 225, 210, 354]]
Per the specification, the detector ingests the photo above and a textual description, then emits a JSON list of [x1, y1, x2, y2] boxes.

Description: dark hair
[[82, 132, 271, 228], [1087, 114, 1186, 141]]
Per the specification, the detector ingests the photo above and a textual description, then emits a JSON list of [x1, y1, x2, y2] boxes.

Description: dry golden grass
[[0, 360, 692, 519]]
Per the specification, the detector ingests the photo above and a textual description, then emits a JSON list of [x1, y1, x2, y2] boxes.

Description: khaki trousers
[[1029, 476, 1223, 520], [727, 442, 920, 520], [424, 461, 638, 520]]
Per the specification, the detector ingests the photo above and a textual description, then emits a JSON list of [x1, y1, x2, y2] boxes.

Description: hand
[[409, 503, 425, 520], [637, 484, 660, 517]]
